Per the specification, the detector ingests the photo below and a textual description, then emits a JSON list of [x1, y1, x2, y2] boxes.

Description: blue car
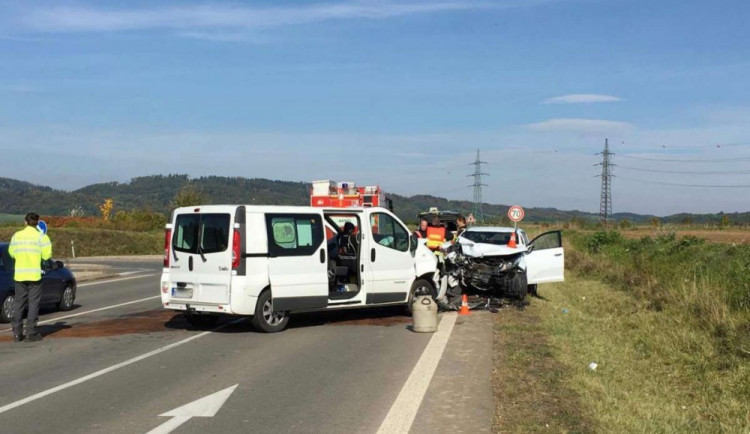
[[0, 242, 77, 323]]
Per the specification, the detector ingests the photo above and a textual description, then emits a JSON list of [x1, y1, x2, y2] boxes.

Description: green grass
[[536, 277, 749, 433], [0, 227, 162, 257], [493, 229, 749, 433]]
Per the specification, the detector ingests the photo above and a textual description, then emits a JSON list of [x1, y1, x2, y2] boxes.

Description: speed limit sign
[[508, 205, 525, 222]]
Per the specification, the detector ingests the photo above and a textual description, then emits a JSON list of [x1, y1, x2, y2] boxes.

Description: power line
[[467, 149, 488, 222], [619, 155, 750, 163], [618, 166, 750, 175], [595, 139, 614, 223], [618, 177, 750, 188]]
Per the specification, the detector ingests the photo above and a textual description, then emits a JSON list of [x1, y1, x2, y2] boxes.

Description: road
[[0, 259, 492, 434]]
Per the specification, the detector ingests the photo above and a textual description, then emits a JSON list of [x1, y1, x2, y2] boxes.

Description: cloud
[[525, 118, 635, 134], [17, 2, 491, 33], [542, 94, 623, 104]]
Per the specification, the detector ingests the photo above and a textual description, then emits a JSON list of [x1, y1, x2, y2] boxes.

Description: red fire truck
[[310, 180, 393, 210]]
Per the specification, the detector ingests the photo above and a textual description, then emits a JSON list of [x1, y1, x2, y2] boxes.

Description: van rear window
[[173, 213, 230, 254]]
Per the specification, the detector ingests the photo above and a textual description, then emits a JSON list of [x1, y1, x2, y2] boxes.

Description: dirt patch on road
[[0, 310, 187, 341]]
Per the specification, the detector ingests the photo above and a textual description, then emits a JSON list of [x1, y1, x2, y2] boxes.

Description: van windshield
[[173, 213, 230, 254]]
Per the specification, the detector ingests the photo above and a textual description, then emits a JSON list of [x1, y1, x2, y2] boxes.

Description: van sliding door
[[266, 213, 329, 311]]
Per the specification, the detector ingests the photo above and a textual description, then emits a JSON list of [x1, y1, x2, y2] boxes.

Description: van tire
[[251, 290, 289, 333], [184, 313, 220, 328], [406, 279, 434, 315]]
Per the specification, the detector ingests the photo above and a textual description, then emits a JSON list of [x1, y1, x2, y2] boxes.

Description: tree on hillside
[[171, 184, 206, 208], [99, 198, 114, 220]]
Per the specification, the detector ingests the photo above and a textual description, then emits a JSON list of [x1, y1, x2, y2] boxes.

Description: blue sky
[[1, 0, 749, 215]]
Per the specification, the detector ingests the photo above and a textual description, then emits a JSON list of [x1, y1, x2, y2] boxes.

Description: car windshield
[[461, 231, 514, 246]]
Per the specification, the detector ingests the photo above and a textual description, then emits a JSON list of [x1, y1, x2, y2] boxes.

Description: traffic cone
[[508, 232, 517, 248], [459, 294, 471, 316]]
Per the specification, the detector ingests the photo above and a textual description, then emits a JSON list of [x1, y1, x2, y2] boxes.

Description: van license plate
[[171, 287, 193, 298]]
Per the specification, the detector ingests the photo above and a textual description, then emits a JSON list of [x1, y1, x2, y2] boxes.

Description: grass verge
[[494, 277, 750, 433], [0, 227, 162, 257]]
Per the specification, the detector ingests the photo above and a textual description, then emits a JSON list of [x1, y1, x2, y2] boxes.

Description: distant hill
[[0, 175, 746, 224]]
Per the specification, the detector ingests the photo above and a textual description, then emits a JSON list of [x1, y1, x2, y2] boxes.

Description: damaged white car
[[444, 227, 564, 298]]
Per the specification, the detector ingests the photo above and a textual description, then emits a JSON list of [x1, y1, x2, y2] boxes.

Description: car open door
[[526, 231, 564, 284], [266, 212, 329, 311]]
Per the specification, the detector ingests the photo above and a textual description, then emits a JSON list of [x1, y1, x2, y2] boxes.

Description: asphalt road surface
[[0, 259, 490, 434]]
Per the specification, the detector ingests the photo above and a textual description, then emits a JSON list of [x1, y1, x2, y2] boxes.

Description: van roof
[[172, 205, 392, 214]]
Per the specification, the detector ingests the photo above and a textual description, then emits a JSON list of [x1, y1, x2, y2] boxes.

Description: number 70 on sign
[[508, 206, 525, 223]]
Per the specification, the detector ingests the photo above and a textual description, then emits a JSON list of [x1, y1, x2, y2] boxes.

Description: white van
[[160, 205, 440, 332]]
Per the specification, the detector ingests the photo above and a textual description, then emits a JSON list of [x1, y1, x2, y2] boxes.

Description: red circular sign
[[507, 206, 525, 222]]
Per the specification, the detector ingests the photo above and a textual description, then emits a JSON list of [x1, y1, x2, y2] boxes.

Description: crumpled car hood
[[458, 241, 526, 257]]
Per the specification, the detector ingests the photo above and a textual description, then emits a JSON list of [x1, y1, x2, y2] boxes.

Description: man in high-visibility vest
[[425, 216, 453, 251], [8, 213, 52, 342]]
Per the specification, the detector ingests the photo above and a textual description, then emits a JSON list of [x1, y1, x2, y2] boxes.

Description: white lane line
[[77, 273, 158, 287], [0, 295, 161, 333], [376, 313, 458, 434], [0, 319, 243, 415]]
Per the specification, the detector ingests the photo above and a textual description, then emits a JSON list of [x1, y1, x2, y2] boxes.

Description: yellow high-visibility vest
[[8, 226, 52, 282]]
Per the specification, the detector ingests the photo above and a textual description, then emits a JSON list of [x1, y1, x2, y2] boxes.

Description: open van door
[[265, 212, 329, 311], [526, 231, 564, 284], [170, 208, 234, 305]]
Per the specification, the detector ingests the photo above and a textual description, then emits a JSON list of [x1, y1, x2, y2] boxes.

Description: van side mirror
[[409, 234, 418, 254], [527, 244, 535, 253]]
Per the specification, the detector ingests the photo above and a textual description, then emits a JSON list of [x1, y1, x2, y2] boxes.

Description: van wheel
[[406, 279, 433, 315], [251, 291, 289, 333], [528, 284, 538, 297], [508, 273, 528, 300], [58, 285, 75, 311], [184, 313, 220, 328], [1, 294, 14, 323]]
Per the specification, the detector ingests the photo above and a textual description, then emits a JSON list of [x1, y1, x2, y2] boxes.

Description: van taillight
[[232, 229, 241, 269], [164, 229, 171, 268]]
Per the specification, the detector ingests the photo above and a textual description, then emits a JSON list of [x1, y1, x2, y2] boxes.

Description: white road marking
[[376, 313, 458, 434], [0, 295, 162, 333], [0, 320, 243, 415], [147, 384, 239, 434], [77, 272, 158, 287]]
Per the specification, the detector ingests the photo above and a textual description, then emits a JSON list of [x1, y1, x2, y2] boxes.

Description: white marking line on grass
[[0, 319, 243, 415], [376, 313, 458, 434], [0, 295, 161, 334]]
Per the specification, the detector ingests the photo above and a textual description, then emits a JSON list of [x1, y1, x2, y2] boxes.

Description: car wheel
[[1, 294, 14, 323], [58, 285, 75, 311], [509, 273, 528, 300], [184, 313, 220, 328], [251, 290, 289, 333], [407, 279, 434, 315]]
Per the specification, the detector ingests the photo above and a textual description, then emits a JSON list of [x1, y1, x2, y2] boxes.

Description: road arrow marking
[[146, 384, 238, 434]]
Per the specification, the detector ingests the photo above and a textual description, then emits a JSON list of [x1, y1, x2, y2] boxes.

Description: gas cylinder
[[412, 294, 438, 333]]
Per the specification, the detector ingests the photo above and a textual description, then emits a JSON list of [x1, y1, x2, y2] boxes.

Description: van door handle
[[319, 248, 325, 264], [554, 253, 563, 257], [371, 248, 376, 262], [188, 256, 193, 271]]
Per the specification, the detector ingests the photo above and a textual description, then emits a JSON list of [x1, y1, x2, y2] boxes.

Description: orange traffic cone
[[508, 232, 517, 248], [459, 294, 471, 315]]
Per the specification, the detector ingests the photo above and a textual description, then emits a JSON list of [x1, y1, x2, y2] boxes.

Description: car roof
[[464, 226, 523, 233]]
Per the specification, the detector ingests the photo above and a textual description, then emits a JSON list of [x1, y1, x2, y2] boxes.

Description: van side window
[[370, 213, 409, 252], [173, 213, 230, 254], [266, 214, 323, 257]]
